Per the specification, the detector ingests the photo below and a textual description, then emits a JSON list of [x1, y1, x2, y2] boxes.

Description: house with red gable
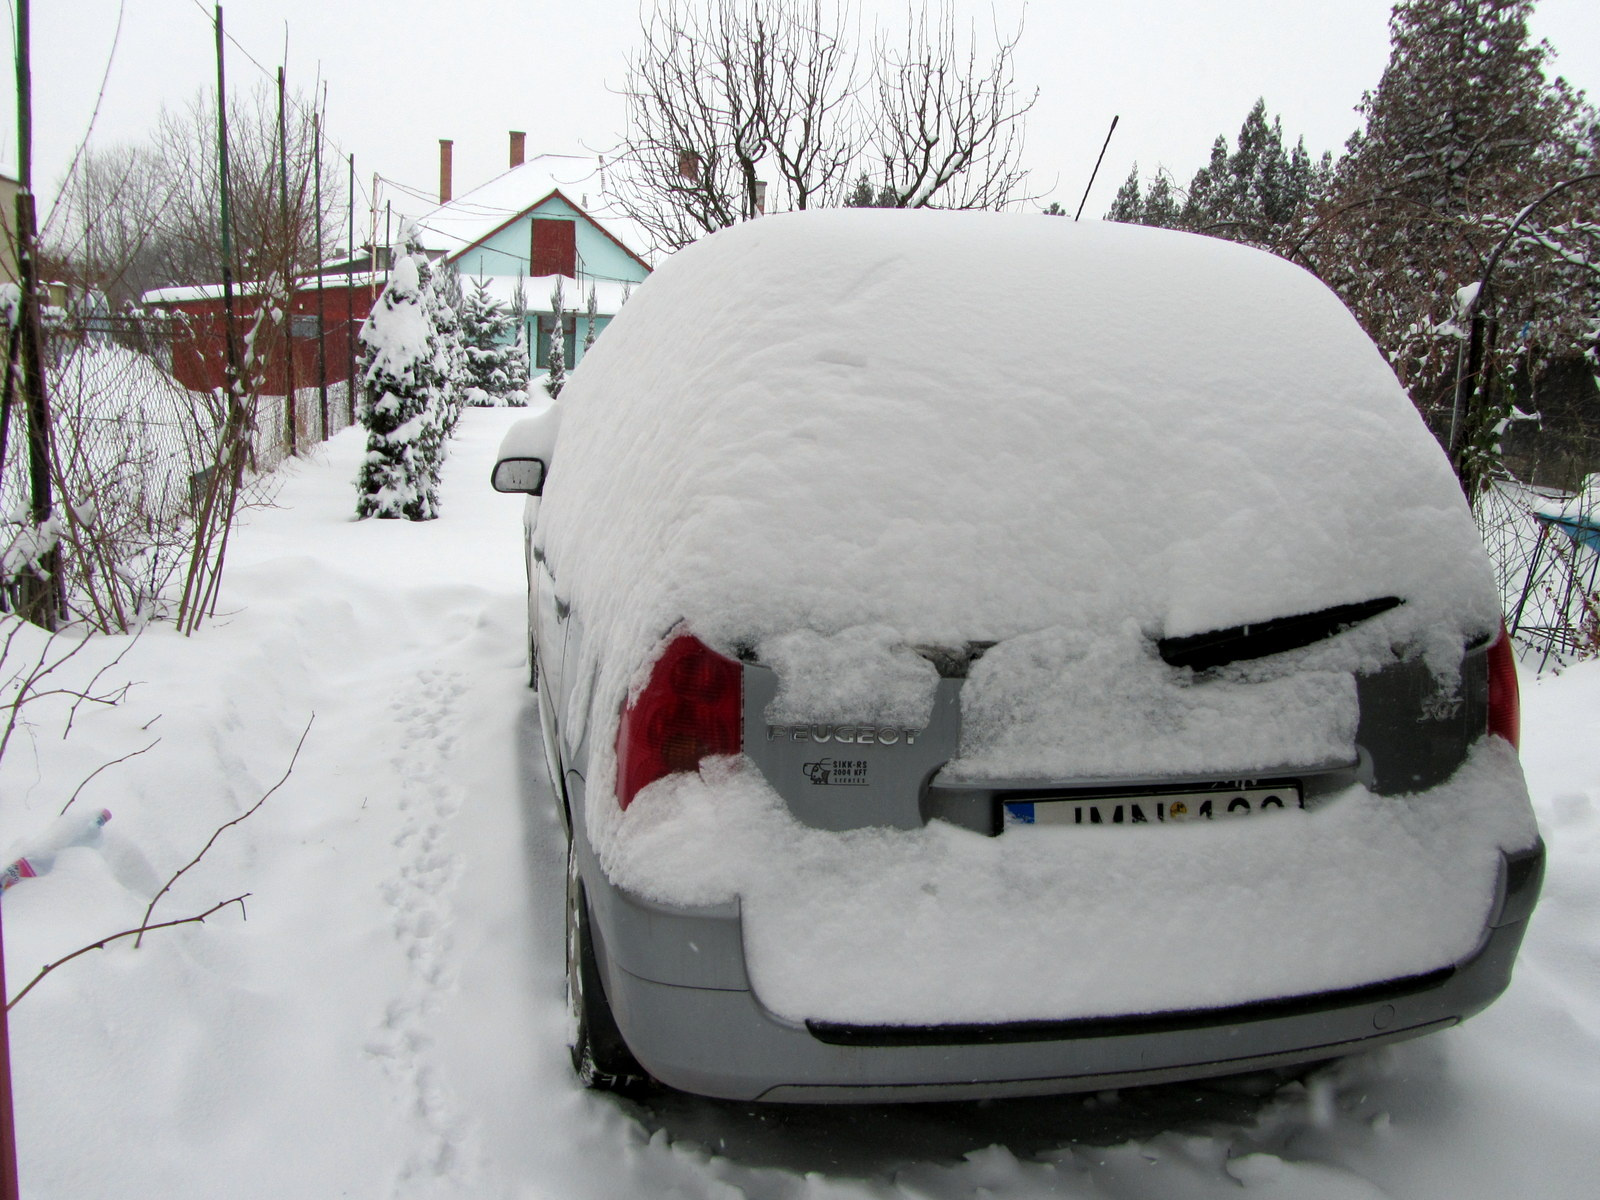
[[142, 135, 652, 407], [410, 134, 653, 369]]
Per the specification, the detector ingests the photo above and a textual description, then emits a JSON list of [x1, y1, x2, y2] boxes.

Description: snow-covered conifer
[[583, 284, 599, 355], [425, 258, 467, 437], [544, 278, 568, 400], [1106, 166, 1142, 223], [356, 256, 438, 520], [459, 279, 517, 406], [506, 277, 531, 406], [1313, 0, 1595, 449]]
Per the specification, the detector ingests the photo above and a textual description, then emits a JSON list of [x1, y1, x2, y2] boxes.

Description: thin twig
[[61, 628, 143, 739], [6, 894, 250, 1011], [135, 713, 312, 945], [60, 736, 160, 815]]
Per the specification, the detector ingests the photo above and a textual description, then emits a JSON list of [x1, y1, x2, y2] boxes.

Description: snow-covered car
[[491, 210, 1542, 1103]]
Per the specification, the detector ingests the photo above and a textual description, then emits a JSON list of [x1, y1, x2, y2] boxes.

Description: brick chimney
[[510, 131, 526, 169], [439, 139, 454, 204]]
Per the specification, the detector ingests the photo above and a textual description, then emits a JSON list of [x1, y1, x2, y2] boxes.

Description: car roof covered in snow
[[537, 208, 1497, 684]]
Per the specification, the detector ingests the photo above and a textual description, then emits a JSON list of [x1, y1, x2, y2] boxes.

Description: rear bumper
[[577, 807, 1544, 1103]]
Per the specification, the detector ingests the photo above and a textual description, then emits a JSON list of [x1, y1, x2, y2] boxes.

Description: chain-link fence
[[2, 312, 359, 630], [1478, 476, 1600, 672]]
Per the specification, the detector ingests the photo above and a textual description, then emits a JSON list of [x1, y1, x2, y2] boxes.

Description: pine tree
[[356, 256, 438, 521], [1106, 166, 1142, 223], [1311, 0, 1596, 450], [1107, 100, 1321, 250], [845, 173, 898, 208], [1141, 174, 1181, 227], [426, 259, 468, 436], [408, 257, 449, 509], [459, 279, 517, 406], [506, 275, 531, 406], [544, 278, 568, 400], [583, 284, 599, 356]]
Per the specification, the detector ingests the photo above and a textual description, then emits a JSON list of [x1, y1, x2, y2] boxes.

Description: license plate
[[1003, 785, 1303, 828]]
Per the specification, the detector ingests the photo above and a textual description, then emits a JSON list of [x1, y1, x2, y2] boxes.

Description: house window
[[289, 314, 320, 339], [537, 313, 578, 368], [530, 218, 577, 277]]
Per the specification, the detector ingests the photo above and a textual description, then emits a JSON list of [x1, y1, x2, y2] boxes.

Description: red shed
[[143, 273, 380, 396]]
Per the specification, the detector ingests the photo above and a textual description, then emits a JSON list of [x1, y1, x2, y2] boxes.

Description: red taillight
[[1487, 622, 1521, 750], [615, 632, 743, 810]]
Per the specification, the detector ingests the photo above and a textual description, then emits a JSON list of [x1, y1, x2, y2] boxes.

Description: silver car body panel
[[539, 587, 1542, 1100]]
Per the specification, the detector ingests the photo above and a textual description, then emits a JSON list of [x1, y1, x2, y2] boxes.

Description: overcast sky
[[9, 0, 1600, 241]]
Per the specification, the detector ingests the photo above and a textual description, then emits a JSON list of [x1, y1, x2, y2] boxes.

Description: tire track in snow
[[363, 664, 480, 1195]]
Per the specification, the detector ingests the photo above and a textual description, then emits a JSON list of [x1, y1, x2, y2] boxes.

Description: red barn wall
[[158, 283, 377, 395]]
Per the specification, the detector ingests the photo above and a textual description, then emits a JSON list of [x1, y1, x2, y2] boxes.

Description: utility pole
[[347, 153, 357, 411], [12, 0, 59, 631], [277, 64, 296, 456], [178, 4, 246, 633], [4, 4, 44, 1196], [314, 108, 327, 440]]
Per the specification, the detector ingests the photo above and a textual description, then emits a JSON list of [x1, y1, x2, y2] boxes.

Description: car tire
[[566, 841, 652, 1097]]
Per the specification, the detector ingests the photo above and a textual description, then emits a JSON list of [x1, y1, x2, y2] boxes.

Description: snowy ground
[[1, 408, 1597, 1199]]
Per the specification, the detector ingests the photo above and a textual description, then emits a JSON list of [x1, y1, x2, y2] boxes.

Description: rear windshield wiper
[[1158, 597, 1402, 672]]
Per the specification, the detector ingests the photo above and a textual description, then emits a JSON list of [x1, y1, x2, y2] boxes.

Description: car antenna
[[1074, 115, 1120, 221]]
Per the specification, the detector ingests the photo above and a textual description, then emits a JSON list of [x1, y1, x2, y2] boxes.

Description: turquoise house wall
[[452, 194, 648, 287], [535, 312, 615, 368], [448, 193, 646, 369]]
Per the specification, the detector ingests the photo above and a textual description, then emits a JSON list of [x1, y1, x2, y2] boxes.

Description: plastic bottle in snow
[[0, 808, 112, 893]]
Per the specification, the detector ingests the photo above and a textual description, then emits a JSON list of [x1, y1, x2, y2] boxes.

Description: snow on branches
[[459, 280, 527, 407], [355, 257, 443, 521]]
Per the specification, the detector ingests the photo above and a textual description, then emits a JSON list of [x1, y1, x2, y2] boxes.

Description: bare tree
[[611, 0, 859, 250], [869, 4, 1033, 209], [608, 1, 1035, 253], [19, 82, 344, 633], [45, 82, 342, 308]]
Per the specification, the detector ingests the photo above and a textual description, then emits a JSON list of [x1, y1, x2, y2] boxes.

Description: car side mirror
[[491, 408, 561, 497], [491, 457, 546, 495]]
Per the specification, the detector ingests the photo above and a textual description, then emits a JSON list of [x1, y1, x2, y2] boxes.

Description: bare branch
[[135, 713, 312, 945], [606, 1, 1034, 251], [6, 894, 251, 1011], [60, 736, 161, 815]]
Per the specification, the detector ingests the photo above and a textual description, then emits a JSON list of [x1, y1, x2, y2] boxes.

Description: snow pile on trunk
[[948, 621, 1358, 780], [757, 625, 939, 727]]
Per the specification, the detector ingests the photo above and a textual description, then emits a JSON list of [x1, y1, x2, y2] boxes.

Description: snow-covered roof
[[142, 270, 630, 317], [406, 154, 651, 270], [142, 273, 385, 305]]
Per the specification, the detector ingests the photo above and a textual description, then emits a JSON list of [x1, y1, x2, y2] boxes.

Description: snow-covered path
[[2, 408, 1597, 1198]]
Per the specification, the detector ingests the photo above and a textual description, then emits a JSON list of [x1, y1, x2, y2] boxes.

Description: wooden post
[[0, 901, 19, 1200], [12, 0, 59, 631]]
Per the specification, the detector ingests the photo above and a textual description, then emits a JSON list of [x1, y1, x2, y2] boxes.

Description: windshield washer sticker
[[803, 758, 868, 786], [767, 723, 920, 746]]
